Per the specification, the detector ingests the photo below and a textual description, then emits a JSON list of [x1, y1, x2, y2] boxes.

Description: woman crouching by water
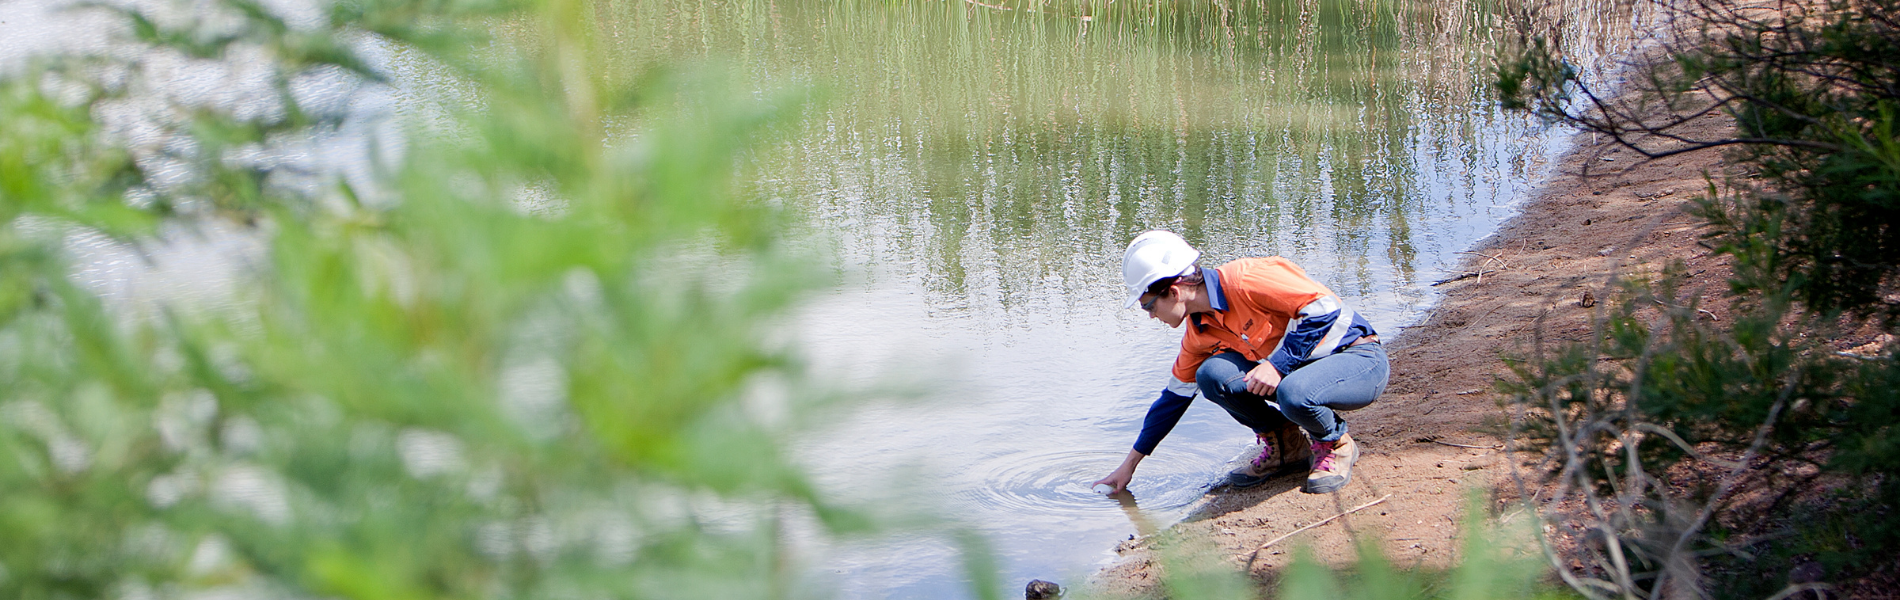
[[1093, 231, 1389, 495]]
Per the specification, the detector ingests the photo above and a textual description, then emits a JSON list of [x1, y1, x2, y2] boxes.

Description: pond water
[[3, 0, 1639, 595], [654, 0, 1635, 596]]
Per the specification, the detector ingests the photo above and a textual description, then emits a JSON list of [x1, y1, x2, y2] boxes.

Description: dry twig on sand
[[1433, 251, 1511, 286], [1431, 270, 1500, 286], [1416, 436, 1503, 450], [1243, 494, 1393, 567]]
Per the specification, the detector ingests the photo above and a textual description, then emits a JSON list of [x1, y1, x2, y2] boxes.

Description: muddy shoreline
[[1088, 108, 1741, 595]]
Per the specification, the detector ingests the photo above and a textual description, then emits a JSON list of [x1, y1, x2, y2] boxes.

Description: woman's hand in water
[[1243, 362, 1282, 396], [1094, 449, 1146, 493], [1092, 470, 1132, 494]]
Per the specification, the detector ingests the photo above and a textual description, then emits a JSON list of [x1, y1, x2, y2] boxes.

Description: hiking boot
[[1226, 424, 1311, 488], [1302, 433, 1359, 494]]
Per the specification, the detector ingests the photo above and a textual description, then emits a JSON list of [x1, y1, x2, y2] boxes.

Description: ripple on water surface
[[960, 449, 1221, 515]]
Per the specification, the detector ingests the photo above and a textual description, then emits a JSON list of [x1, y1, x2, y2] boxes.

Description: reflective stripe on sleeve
[[1165, 377, 1198, 397], [1267, 295, 1349, 374], [1305, 303, 1356, 361]]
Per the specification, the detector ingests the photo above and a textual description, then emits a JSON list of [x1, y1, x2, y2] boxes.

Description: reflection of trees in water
[[776, 110, 1551, 321], [595, 0, 1634, 315]]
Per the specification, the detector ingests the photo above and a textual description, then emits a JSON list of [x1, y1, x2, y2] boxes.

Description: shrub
[[0, 0, 876, 598], [1496, 0, 1900, 595]]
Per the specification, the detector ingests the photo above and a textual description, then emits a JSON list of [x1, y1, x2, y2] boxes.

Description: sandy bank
[[1089, 104, 1742, 595]]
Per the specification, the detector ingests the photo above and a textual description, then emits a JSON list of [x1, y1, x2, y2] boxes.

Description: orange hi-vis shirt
[[1138, 257, 1377, 455], [1164, 257, 1369, 392]]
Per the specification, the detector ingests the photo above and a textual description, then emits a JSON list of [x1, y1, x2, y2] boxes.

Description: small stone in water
[[1025, 579, 1063, 599], [1092, 484, 1113, 495]]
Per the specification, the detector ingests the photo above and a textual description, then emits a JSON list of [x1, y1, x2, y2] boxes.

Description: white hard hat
[[1121, 231, 1200, 308]]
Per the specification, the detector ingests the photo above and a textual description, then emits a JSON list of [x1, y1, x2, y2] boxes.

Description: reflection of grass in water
[[611, 0, 1652, 126], [585, 0, 1640, 170], [586, 0, 1630, 310], [598, 0, 1453, 133]]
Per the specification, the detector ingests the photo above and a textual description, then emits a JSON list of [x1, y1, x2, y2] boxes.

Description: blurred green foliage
[[0, 0, 879, 597], [1278, 497, 1567, 600], [1077, 492, 1575, 600]]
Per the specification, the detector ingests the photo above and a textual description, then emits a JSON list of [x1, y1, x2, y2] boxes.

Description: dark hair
[[1145, 266, 1203, 296]]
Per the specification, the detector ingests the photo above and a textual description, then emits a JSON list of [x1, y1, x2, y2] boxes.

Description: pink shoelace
[[1310, 441, 1338, 472], [1250, 435, 1278, 468]]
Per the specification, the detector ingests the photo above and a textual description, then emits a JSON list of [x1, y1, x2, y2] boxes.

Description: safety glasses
[[1139, 293, 1161, 313]]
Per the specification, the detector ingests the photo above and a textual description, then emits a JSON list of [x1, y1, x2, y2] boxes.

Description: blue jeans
[[1196, 343, 1389, 443]]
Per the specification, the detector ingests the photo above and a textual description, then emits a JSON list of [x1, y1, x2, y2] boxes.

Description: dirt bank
[[1089, 110, 1743, 595]]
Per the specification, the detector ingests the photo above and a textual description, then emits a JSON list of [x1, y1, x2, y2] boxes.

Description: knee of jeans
[[1194, 378, 1222, 400], [1276, 378, 1316, 408], [1196, 361, 1235, 391], [1197, 378, 1244, 404]]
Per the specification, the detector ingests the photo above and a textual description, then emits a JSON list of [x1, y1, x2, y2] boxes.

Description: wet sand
[[1089, 105, 1742, 594]]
